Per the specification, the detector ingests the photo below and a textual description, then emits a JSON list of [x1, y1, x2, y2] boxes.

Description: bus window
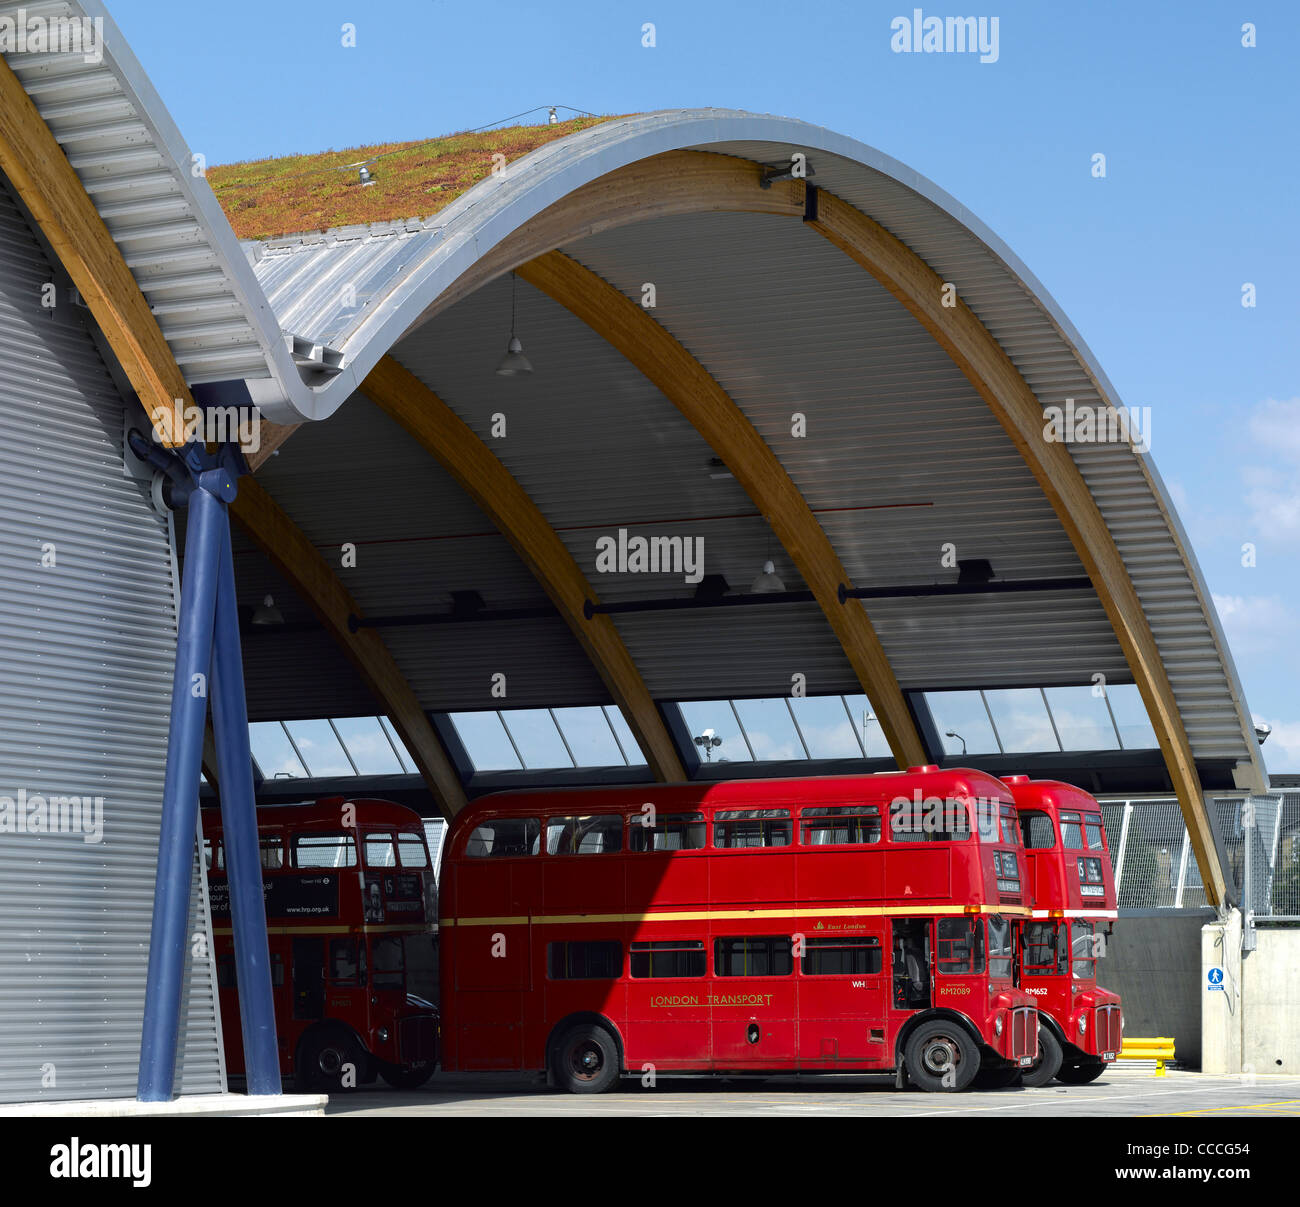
[[987, 916, 1013, 978], [801, 805, 880, 845], [1019, 810, 1056, 849], [714, 936, 793, 977], [1071, 921, 1097, 979], [999, 806, 1021, 846], [1060, 811, 1084, 850], [292, 832, 357, 868], [714, 809, 791, 849], [891, 798, 972, 843], [202, 838, 218, 870], [466, 818, 539, 857], [397, 832, 430, 868], [547, 941, 622, 980], [630, 940, 706, 978], [936, 918, 985, 974], [628, 811, 706, 852], [328, 938, 364, 986], [371, 935, 404, 989], [800, 935, 882, 975], [364, 833, 396, 867], [216, 952, 284, 988], [975, 798, 999, 843], [546, 815, 622, 855], [260, 837, 284, 870], [1022, 922, 1066, 976], [1083, 814, 1106, 851]]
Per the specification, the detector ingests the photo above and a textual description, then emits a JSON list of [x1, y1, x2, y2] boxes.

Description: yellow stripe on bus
[[438, 903, 1031, 928]]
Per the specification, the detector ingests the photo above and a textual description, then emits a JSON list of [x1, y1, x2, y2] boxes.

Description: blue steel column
[[137, 482, 225, 1101], [210, 515, 281, 1094]]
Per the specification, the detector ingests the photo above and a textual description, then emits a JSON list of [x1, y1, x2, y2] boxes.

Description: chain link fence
[[1102, 793, 1300, 918]]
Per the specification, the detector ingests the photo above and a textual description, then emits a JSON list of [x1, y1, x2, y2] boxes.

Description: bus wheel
[[378, 1061, 436, 1090], [551, 1023, 620, 1094], [1021, 1026, 1063, 1088], [1056, 1059, 1107, 1085], [298, 1029, 367, 1092], [972, 1063, 1021, 1090], [904, 1021, 979, 1092]]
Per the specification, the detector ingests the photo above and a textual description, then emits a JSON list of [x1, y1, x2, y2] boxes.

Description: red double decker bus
[[203, 798, 440, 1090], [438, 767, 1038, 1093], [1003, 775, 1122, 1086]]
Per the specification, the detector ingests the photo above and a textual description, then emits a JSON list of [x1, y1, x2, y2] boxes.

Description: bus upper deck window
[[1019, 810, 1056, 850], [465, 818, 540, 857], [715, 809, 792, 849], [293, 832, 357, 868], [364, 833, 396, 868], [546, 815, 623, 855], [999, 806, 1021, 846], [1060, 811, 1084, 850], [628, 812, 706, 852], [260, 836, 284, 870], [397, 832, 430, 868], [801, 805, 881, 845], [1083, 815, 1106, 851]]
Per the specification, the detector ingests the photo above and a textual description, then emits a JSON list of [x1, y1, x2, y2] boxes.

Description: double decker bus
[[438, 767, 1038, 1093], [1002, 775, 1122, 1086], [203, 798, 440, 1091]]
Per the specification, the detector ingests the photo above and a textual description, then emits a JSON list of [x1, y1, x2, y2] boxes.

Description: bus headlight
[[994, 1016, 1003, 1037], [378, 1027, 390, 1043], [1077, 1016, 1087, 1035]]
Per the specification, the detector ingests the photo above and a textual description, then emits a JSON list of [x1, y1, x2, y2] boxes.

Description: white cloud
[[1243, 398, 1300, 545], [1247, 397, 1300, 464], [1212, 593, 1295, 658], [1255, 715, 1300, 775]]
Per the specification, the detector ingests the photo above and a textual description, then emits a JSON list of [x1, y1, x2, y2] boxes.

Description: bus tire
[[1022, 1025, 1063, 1088], [903, 1020, 980, 1092], [378, 1061, 436, 1090], [1056, 1059, 1107, 1085], [551, 1022, 621, 1094], [298, 1028, 369, 1092]]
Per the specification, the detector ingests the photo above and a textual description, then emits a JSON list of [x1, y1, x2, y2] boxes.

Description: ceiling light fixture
[[750, 559, 786, 594], [251, 594, 284, 626], [495, 272, 534, 376]]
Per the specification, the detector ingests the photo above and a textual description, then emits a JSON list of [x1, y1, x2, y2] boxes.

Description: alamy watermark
[[0, 790, 103, 843], [0, 8, 104, 64], [890, 10, 1000, 63], [1042, 398, 1152, 453], [595, 528, 705, 585], [152, 404, 262, 455]]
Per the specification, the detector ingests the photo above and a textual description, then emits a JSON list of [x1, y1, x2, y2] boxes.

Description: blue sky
[[108, 1, 1300, 771]]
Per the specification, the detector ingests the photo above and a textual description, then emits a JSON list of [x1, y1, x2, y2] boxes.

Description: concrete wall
[[1242, 925, 1300, 1075], [1103, 911, 1210, 1068]]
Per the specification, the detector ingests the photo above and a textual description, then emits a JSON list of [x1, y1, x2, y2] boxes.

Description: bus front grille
[[1011, 1007, 1035, 1060], [1095, 1005, 1121, 1056]]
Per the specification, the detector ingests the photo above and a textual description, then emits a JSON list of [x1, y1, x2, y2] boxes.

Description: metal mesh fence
[[1103, 793, 1300, 918]]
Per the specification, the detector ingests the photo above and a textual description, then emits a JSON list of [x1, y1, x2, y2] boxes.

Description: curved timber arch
[[360, 356, 686, 783], [515, 250, 929, 772]]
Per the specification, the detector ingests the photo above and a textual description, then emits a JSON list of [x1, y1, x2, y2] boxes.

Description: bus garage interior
[[0, 0, 1295, 1110]]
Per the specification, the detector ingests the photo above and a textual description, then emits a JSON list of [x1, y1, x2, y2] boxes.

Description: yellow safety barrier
[[1119, 1037, 1176, 1077]]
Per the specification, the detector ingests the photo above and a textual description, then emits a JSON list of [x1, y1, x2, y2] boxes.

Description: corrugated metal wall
[[0, 173, 224, 1102]]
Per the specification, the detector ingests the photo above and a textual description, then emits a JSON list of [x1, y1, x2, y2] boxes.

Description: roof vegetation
[[208, 115, 621, 242]]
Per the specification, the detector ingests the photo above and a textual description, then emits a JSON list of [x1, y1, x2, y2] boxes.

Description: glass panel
[[248, 721, 307, 778], [843, 694, 893, 759], [1043, 686, 1121, 751], [630, 940, 706, 978], [714, 809, 791, 848], [465, 818, 539, 857], [282, 719, 355, 777], [732, 697, 806, 761], [603, 706, 648, 766], [1071, 921, 1097, 979], [1105, 683, 1160, 750], [936, 918, 984, 974], [397, 833, 430, 868], [364, 834, 396, 867], [714, 936, 793, 977], [328, 938, 363, 985], [801, 805, 881, 845], [259, 837, 283, 869], [378, 715, 416, 773], [1060, 811, 1084, 850], [677, 700, 753, 764], [983, 688, 1061, 754], [292, 832, 357, 868], [922, 691, 1001, 756], [552, 706, 625, 767], [987, 916, 1013, 977], [628, 811, 706, 852], [1020, 810, 1057, 849], [499, 709, 573, 769], [547, 941, 621, 980], [371, 935, 405, 988], [800, 936, 882, 975], [545, 815, 623, 855], [448, 712, 523, 771], [331, 716, 405, 775], [787, 695, 864, 759], [1023, 921, 1066, 975]]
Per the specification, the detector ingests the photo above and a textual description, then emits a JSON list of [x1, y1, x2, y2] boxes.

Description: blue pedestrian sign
[[1207, 966, 1226, 991]]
